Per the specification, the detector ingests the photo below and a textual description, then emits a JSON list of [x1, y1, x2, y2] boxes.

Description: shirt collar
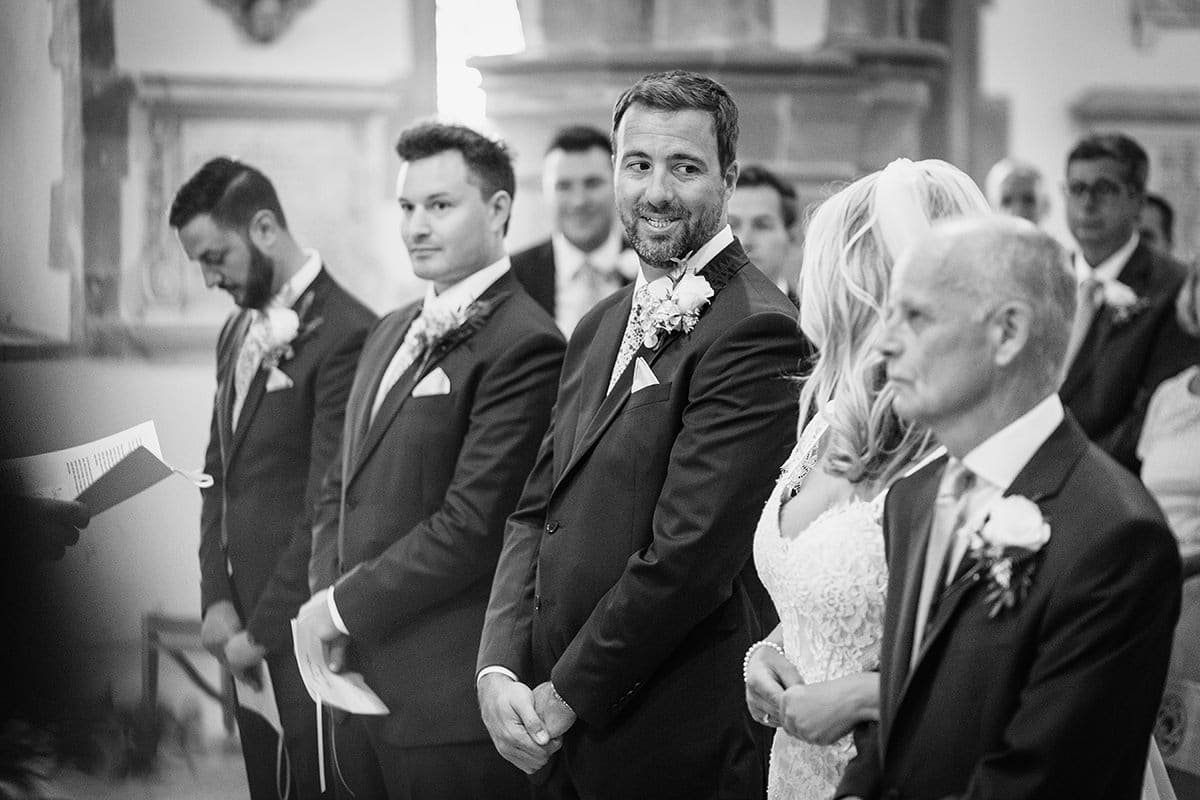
[[633, 225, 734, 290], [423, 256, 510, 314], [960, 393, 1064, 490], [270, 248, 322, 309], [1074, 232, 1139, 284], [551, 226, 624, 278]]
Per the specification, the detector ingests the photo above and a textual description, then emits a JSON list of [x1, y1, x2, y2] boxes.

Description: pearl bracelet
[[742, 640, 786, 684]]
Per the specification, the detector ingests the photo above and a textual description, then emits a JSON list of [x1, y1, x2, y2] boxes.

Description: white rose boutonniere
[[259, 296, 323, 370], [1098, 278, 1151, 326], [639, 272, 714, 349], [965, 495, 1050, 618]]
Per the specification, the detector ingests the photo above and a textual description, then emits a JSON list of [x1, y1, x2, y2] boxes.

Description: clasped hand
[[745, 644, 878, 746], [478, 674, 569, 774]]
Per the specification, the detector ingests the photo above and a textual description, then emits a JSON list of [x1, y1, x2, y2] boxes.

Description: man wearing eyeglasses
[[1060, 132, 1199, 474]]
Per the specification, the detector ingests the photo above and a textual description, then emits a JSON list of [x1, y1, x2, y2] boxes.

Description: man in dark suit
[[1059, 133, 1199, 473], [837, 216, 1181, 799], [171, 157, 375, 800], [477, 70, 806, 799], [511, 125, 635, 336], [297, 122, 564, 800]]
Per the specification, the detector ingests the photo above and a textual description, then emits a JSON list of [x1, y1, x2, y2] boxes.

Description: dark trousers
[[330, 713, 529, 800], [234, 649, 326, 800]]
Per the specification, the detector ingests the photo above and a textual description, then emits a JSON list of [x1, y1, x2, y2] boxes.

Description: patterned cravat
[[912, 459, 976, 663], [232, 311, 270, 428], [608, 285, 652, 394], [370, 311, 427, 423]]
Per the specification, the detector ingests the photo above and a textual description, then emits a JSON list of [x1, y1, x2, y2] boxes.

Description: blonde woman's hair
[[797, 158, 990, 487]]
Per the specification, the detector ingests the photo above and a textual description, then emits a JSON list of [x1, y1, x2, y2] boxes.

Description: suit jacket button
[[544, 520, 559, 534]]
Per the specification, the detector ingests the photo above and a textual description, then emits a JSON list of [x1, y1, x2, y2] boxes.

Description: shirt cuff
[[327, 586, 350, 636], [477, 665, 519, 687]]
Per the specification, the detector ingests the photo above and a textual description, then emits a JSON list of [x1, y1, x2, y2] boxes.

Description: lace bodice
[[752, 414, 888, 799]]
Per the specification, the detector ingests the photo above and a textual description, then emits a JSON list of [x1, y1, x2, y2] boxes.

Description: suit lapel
[[554, 243, 747, 490], [350, 277, 514, 481], [569, 289, 633, 456], [889, 415, 1088, 744], [887, 459, 944, 733], [344, 303, 421, 477], [217, 311, 253, 466], [227, 271, 333, 462]]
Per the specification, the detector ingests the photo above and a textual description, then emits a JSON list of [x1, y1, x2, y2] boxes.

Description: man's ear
[[723, 160, 740, 203], [489, 190, 512, 236], [990, 299, 1032, 367], [247, 209, 280, 250]]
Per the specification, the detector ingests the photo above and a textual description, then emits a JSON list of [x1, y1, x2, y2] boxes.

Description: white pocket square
[[412, 367, 451, 397], [265, 367, 294, 392], [631, 357, 659, 393]]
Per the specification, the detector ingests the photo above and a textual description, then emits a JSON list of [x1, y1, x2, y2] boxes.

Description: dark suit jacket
[[1061, 242, 1199, 473], [837, 414, 1181, 800], [199, 268, 374, 654], [510, 237, 633, 319], [479, 241, 805, 798], [309, 271, 564, 747]]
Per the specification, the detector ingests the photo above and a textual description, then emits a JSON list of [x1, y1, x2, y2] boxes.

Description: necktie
[[608, 285, 651, 394], [232, 311, 270, 428], [370, 312, 427, 423], [912, 459, 976, 663], [1063, 276, 1103, 376]]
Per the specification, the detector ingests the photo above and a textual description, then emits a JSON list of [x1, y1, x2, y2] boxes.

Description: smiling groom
[[477, 70, 806, 799]]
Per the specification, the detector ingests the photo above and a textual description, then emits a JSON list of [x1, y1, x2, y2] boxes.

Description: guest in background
[[512, 125, 635, 336], [730, 164, 801, 306], [984, 157, 1049, 225], [1140, 192, 1175, 255], [172, 157, 375, 800], [1058, 133, 1198, 473]]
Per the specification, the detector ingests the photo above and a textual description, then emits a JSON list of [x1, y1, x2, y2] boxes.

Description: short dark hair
[[737, 164, 798, 228], [1144, 192, 1175, 246], [611, 70, 739, 172], [546, 125, 611, 157], [169, 157, 287, 231], [1066, 133, 1149, 194], [395, 122, 516, 233]]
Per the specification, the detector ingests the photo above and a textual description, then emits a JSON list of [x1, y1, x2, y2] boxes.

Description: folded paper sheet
[[0, 421, 211, 514]]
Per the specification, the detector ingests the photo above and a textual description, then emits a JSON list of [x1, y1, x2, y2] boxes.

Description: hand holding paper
[[292, 599, 387, 715], [0, 421, 211, 516]]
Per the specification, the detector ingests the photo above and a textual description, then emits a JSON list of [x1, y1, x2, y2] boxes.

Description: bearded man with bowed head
[[171, 157, 375, 800], [837, 216, 1180, 800], [477, 70, 807, 799], [298, 122, 564, 800]]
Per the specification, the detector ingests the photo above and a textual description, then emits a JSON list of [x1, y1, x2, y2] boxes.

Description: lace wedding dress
[[752, 415, 888, 800]]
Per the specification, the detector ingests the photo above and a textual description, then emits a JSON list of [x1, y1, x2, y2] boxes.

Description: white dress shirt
[[910, 393, 1064, 662], [1074, 231, 1139, 282], [939, 393, 1066, 586], [552, 226, 629, 336]]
